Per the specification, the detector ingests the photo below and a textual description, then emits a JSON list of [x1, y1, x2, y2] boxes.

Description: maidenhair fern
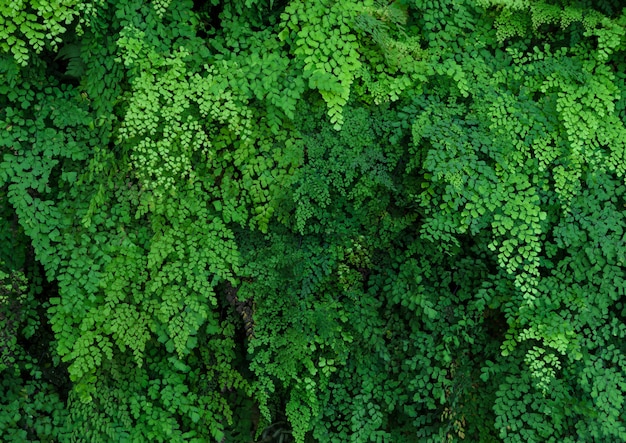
[[1, 0, 626, 442]]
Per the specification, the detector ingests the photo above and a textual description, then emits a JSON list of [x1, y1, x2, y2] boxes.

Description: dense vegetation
[[2, 0, 626, 441]]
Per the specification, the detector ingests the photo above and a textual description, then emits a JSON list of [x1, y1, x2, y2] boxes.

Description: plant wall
[[1, 0, 626, 441]]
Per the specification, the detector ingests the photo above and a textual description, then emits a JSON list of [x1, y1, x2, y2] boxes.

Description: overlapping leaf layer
[[2, 0, 626, 441]]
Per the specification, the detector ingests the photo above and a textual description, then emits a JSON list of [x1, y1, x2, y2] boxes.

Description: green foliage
[[2, 0, 626, 441], [0, 0, 99, 66], [0, 266, 69, 442]]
